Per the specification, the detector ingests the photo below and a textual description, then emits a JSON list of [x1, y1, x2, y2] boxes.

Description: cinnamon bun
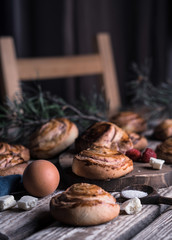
[[128, 132, 148, 151], [50, 183, 120, 226], [72, 146, 133, 179], [154, 119, 172, 140], [29, 118, 79, 159], [110, 111, 147, 133], [0, 142, 30, 161], [0, 142, 30, 176], [75, 121, 133, 153], [156, 137, 172, 163]]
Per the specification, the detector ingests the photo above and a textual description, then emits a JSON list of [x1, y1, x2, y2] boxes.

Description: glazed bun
[[72, 146, 133, 180], [129, 132, 148, 151], [75, 121, 133, 153], [154, 119, 172, 140], [0, 142, 30, 161], [0, 142, 30, 176], [156, 137, 172, 163], [110, 111, 147, 133], [29, 118, 79, 159], [50, 183, 120, 226]]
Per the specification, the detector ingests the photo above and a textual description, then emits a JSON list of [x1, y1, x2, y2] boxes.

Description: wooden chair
[[0, 33, 121, 118]]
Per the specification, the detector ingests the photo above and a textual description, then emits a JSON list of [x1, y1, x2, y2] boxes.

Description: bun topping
[[51, 183, 117, 208]]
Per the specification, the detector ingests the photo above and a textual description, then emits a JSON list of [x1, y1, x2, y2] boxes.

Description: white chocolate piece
[[150, 157, 165, 170], [0, 195, 16, 211], [121, 197, 142, 214], [17, 195, 38, 210]]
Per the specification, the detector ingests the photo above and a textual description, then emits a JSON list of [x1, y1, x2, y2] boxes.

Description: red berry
[[141, 148, 157, 163], [126, 148, 141, 162]]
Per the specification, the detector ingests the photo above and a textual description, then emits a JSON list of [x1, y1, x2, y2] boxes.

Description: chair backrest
[[0, 33, 121, 118]]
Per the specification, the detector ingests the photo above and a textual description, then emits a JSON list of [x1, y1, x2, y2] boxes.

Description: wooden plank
[[132, 207, 172, 240], [0, 37, 20, 100], [23, 187, 172, 240], [0, 191, 60, 240], [0, 186, 171, 240], [17, 54, 102, 80], [97, 33, 121, 118]]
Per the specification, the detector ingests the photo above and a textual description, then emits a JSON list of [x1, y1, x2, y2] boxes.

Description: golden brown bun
[[129, 132, 148, 151], [110, 111, 147, 133], [29, 118, 79, 159], [0, 143, 30, 175], [75, 121, 133, 153], [72, 146, 133, 180], [0, 142, 30, 161], [156, 137, 172, 163], [0, 162, 28, 176], [154, 119, 172, 140], [50, 183, 120, 226]]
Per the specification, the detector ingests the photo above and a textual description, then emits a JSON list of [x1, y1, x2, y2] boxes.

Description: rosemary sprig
[[0, 88, 107, 144], [127, 60, 172, 121]]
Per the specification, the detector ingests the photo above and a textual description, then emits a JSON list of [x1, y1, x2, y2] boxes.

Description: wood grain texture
[[23, 187, 172, 240], [132, 207, 172, 240], [0, 186, 171, 240], [0, 191, 60, 240]]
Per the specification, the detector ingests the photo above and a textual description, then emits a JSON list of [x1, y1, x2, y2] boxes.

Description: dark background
[[0, 0, 171, 106]]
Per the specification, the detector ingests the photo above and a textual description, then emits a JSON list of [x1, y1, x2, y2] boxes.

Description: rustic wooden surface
[[132, 205, 172, 240], [0, 187, 171, 240], [0, 139, 172, 240]]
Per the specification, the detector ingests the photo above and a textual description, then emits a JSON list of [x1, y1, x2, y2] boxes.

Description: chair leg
[[0, 37, 20, 101], [96, 33, 121, 118]]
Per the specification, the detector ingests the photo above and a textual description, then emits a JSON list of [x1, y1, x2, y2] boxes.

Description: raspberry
[[126, 149, 141, 162], [141, 148, 157, 163]]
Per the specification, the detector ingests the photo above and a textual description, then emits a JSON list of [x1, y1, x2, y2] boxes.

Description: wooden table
[[0, 186, 172, 240], [0, 139, 172, 240]]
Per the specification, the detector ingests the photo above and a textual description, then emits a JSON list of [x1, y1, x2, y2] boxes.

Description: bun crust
[[110, 111, 147, 133], [0, 162, 28, 176], [30, 118, 79, 159], [0, 142, 30, 176], [156, 137, 172, 163], [50, 183, 120, 226], [129, 132, 148, 151], [75, 121, 133, 153], [154, 119, 172, 140], [0, 142, 30, 161], [72, 146, 133, 180]]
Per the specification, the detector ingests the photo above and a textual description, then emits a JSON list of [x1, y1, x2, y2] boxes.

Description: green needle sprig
[[0, 87, 107, 144]]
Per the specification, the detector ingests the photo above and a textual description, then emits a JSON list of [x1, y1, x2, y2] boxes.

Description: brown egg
[[23, 160, 60, 197]]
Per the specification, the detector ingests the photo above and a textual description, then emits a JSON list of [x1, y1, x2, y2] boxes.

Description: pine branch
[[127, 60, 172, 122], [0, 87, 107, 143]]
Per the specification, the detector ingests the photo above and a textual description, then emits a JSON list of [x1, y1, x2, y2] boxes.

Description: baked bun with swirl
[[50, 183, 120, 226], [75, 121, 133, 153], [110, 111, 147, 133], [0, 142, 30, 161], [156, 137, 172, 163], [154, 119, 172, 140], [0, 142, 30, 176], [72, 146, 133, 179], [29, 118, 79, 159], [128, 132, 148, 151]]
